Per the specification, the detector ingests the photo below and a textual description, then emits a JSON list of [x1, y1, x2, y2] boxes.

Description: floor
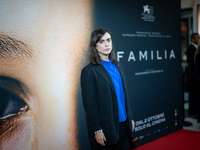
[[183, 102, 200, 132]]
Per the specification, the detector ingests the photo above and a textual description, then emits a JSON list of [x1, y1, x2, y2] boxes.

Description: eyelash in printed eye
[[0, 88, 28, 119]]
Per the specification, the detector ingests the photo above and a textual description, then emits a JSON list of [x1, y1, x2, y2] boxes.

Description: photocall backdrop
[[0, 0, 182, 149], [77, 0, 183, 149]]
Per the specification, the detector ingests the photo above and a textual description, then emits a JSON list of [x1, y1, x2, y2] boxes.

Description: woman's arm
[[81, 68, 102, 135]]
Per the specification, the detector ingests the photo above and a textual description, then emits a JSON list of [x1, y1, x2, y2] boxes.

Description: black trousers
[[188, 79, 199, 115], [197, 81, 200, 123], [91, 120, 130, 150]]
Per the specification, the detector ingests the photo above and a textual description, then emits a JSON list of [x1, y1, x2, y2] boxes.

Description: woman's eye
[[99, 40, 103, 44], [0, 88, 28, 119]]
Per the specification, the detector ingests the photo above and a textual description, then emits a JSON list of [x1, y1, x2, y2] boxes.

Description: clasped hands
[[95, 120, 135, 146]]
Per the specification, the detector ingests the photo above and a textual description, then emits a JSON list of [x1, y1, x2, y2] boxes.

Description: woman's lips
[[105, 48, 110, 51]]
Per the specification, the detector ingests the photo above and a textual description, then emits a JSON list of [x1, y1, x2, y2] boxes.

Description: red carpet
[[134, 129, 200, 150]]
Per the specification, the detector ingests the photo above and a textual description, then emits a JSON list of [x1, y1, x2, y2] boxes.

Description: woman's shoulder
[[82, 63, 99, 72]]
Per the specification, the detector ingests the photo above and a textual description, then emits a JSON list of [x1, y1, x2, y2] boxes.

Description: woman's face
[[0, 0, 92, 149], [96, 32, 113, 59]]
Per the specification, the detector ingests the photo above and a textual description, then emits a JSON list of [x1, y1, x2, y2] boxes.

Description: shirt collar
[[101, 58, 112, 64], [191, 42, 198, 49]]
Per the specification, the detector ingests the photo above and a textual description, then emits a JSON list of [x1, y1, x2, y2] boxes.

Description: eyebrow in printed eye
[[0, 33, 32, 59]]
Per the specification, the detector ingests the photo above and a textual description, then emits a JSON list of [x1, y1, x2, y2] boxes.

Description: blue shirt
[[101, 60, 127, 122]]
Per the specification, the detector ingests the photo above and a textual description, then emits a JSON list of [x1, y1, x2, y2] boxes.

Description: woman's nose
[[105, 41, 109, 46]]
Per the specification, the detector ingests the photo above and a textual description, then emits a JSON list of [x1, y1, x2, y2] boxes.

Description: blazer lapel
[[96, 65, 116, 94]]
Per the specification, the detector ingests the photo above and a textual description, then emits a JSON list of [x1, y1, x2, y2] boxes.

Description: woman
[[81, 28, 135, 150], [194, 44, 200, 127]]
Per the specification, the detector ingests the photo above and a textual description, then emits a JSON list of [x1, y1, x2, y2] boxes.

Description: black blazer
[[81, 63, 134, 145], [194, 52, 200, 83], [186, 44, 197, 81]]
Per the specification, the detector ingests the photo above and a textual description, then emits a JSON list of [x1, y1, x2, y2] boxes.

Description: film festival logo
[[141, 5, 155, 22]]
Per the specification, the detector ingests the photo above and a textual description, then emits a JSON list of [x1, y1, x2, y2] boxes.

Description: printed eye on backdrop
[[0, 88, 28, 119], [0, 76, 30, 123], [0, 77, 32, 150]]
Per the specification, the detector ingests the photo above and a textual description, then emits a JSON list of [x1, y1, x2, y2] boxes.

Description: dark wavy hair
[[89, 28, 119, 65]]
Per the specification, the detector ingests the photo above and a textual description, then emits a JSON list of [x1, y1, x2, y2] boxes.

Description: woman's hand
[[132, 120, 135, 132], [95, 131, 106, 146]]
